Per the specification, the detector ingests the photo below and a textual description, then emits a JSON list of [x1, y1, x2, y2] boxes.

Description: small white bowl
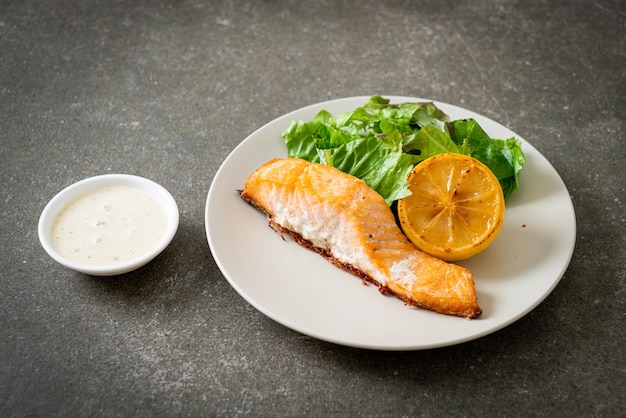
[[38, 174, 179, 276]]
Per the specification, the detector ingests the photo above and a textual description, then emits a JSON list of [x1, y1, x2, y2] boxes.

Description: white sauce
[[51, 186, 168, 266]]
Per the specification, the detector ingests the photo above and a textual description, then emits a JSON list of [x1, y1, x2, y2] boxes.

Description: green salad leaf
[[282, 95, 525, 204], [449, 119, 525, 200]]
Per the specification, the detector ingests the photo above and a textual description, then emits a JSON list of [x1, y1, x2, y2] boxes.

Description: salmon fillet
[[240, 157, 482, 319]]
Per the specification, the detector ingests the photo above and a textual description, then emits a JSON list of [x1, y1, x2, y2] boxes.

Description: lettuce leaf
[[449, 119, 525, 199], [282, 95, 525, 204], [317, 132, 414, 205]]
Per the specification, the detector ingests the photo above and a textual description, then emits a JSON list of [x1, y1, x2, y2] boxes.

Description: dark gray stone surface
[[1, 0, 624, 416]]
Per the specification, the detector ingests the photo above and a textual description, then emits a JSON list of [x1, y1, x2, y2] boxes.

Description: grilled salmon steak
[[240, 158, 482, 319]]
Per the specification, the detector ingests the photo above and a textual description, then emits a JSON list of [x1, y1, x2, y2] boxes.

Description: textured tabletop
[[1, 0, 624, 416]]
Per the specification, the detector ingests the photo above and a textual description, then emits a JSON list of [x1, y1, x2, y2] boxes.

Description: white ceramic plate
[[205, 96, 576, 350]]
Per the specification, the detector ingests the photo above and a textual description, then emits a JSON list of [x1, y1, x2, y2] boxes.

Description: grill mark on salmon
[[240, 158, 482, 319]]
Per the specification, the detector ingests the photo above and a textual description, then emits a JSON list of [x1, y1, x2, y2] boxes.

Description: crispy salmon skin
[[240, 157, 481, 319]]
